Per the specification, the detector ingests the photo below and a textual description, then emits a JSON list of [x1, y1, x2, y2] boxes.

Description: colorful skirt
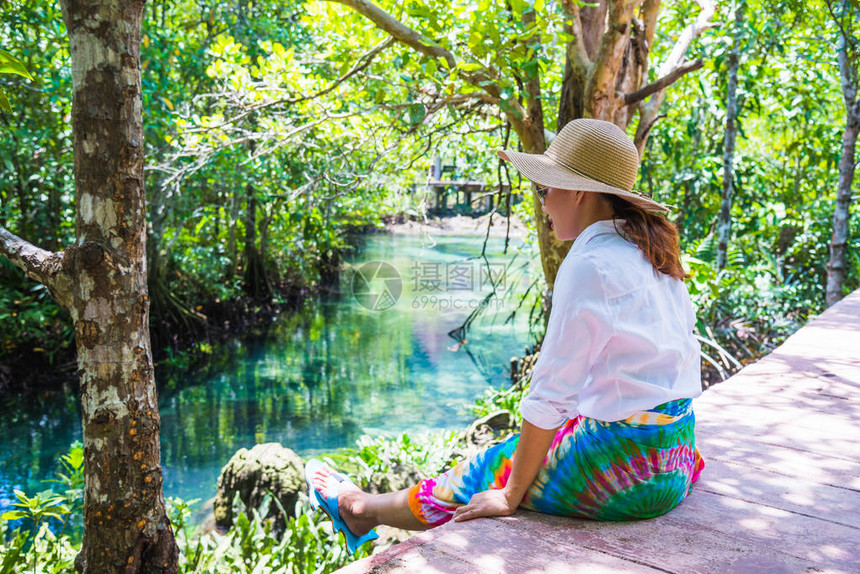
[[407, 398, 704, 527]]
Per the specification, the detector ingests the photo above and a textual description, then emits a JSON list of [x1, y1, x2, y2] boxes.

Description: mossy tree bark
[[0, 0, 178, 571]]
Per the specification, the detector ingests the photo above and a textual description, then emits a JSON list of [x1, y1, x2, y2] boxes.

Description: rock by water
[[213, 443, 305, 536]]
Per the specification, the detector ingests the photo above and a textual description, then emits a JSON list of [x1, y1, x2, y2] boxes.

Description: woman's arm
[[452, 419, 559, 522]]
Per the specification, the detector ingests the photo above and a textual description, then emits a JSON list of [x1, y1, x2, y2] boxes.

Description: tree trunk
[[521, 122, 570, 289], [825, 28, 859, 306], [556, 2, 606, 130], [717, 1, 744, 270], [517, 7, 571, 289], [826, 119, 858, 306], [243, 183, 270, 300], [227, 187, 239, 277], [0, 0, 182, 571]]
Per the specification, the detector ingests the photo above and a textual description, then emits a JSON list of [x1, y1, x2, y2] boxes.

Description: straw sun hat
[[498, 118, 669, 213]]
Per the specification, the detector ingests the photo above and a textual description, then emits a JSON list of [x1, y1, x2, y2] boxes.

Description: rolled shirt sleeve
[[521, 255, 612, 430]]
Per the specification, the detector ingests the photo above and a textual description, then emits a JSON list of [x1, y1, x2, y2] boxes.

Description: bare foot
[[311, 467, 376, 536]]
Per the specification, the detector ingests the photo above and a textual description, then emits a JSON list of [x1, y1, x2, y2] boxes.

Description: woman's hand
[[452, 488, 519, 522], [451, 420, 559, 524]]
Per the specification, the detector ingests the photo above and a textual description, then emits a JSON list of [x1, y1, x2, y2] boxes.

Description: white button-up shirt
[[521, 219, 702, 429]]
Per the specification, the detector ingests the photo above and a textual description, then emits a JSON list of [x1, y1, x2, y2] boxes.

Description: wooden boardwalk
[[337, 289, 860, 573]]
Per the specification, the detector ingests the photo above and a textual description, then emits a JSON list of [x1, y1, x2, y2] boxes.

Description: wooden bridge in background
[[337, 289, 860, 573], [413, 180, 513, 214], [415, 155, 515, 214]]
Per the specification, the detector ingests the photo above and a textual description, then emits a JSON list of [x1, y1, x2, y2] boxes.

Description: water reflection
[[0, 232, 539, 509]]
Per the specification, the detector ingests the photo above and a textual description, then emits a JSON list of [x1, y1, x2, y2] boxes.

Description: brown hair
[[607, 195, 688, 280]]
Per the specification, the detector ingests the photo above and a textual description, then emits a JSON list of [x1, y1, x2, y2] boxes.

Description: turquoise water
[[0, 231, 540, 510]]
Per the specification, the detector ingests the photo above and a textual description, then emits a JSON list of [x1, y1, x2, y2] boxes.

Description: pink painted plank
[[702, 425, 859, 465], [495, 487, 859, 572], [340, 517, 662, 573], [696, 418, 859, 463], [694, 393, 860, 461], [736, 354, 860, 387], [492, 502, 843, 574], [669, 490, 859, 569], [366, 546, 480, 574], [336, 527, 457, 574], [696, 433, 860, 490], [695, 457, 860, 528], [421, 518, 664, 573], [705, 367, 858, 404]]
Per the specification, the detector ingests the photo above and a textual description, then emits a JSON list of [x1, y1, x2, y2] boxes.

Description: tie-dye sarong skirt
[[407, 398, 704, 526]]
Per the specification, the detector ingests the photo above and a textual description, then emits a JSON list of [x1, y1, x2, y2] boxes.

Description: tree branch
[[654, 0, 716, 80], [634, 0, 716, 153], [185, 37, 396, 133], [587, 0, 640, 119], [325, 0, 528, 141], [837, 32, 859, 112], [561, 0, 592, 77], [522, 7, 544, 121], [623, 59, 703, 105], [640, 0, 661, 54], [636, 0, 662, 97], [0, 226, 73, 308], [326, 0, 455, 68]]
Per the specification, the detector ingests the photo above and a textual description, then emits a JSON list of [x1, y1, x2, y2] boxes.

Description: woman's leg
[[342, 483, 430, 532], [401, 434, 521, 528], [311, 434, 521, 533], [311, 467, 429, 533]]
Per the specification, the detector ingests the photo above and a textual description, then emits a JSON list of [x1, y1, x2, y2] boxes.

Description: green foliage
[[335, 430, 463, 486], [0, 521, 77, 574], [638, 0, 859, 369], [0, 444, 371, 574], [0, 262, 72, 365], [6, 0, 850, 372], [0, 1, 75, 367], [473, 384, 527, 421], [1, 491, 67, 528], [0, 49, 33, 113], [165, 493, 370, 574], [0, 442, 82, 573]]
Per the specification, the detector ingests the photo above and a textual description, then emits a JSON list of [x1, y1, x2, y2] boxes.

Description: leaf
[[498, 97, 523, 120], [0, 62, 32, 79], [0, 50, 33, 80], [0, 91, 10, 114], [457, 61, 484, 72], [407, 103, 426, 126], [0, 530, 26, 573], [1, 510, 26, 520], [62, 442, 84, 471]]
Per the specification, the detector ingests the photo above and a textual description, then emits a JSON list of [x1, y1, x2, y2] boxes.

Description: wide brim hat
[[498, 119, 670, 213]]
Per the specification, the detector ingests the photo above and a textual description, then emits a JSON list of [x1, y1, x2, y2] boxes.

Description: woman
[[306, 118, 705, 554]]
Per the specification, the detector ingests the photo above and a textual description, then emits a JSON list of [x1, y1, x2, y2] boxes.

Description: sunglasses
[[535, 186, 549, 206]]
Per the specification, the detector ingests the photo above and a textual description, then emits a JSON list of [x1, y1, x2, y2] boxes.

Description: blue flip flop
[[304, 458, 379, 555]]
